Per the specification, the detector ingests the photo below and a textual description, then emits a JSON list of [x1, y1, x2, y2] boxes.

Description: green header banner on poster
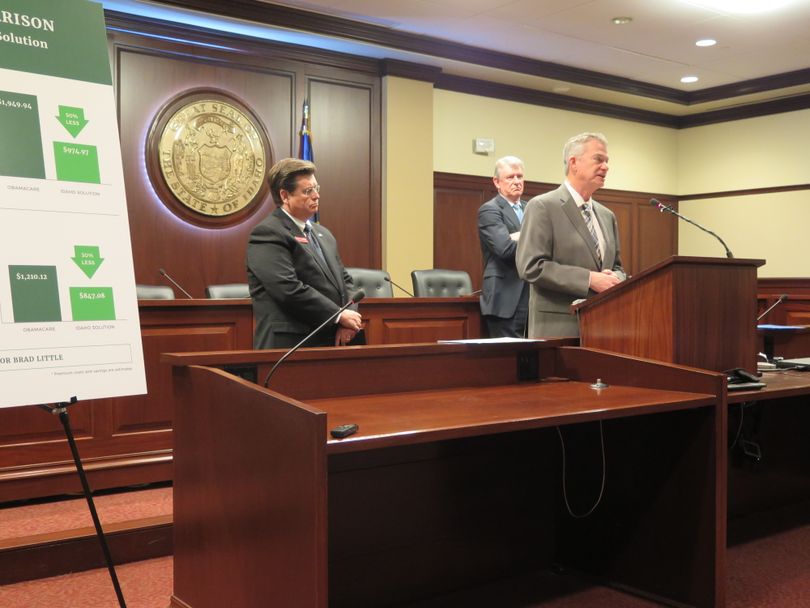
[[0, 0, 111, 85]]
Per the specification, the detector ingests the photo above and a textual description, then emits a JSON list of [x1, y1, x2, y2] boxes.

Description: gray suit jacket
[[246, 207, 355, 348], [477, 194, 527, 318], [516, 184, 625, 337]]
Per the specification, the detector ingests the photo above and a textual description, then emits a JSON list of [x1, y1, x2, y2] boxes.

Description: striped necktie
[[581, 204, 602, 268]]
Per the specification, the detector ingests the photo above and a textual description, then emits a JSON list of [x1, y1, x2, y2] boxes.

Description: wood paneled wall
[[433, 172, 679, 290], [108, 16, 381, 296]]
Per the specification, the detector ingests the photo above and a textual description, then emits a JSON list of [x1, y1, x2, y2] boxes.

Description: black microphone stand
[[38, 397, 126, 608], [263, 291, 365, 387], [651, 199, 734, 258], [383, 276, 414, 297]]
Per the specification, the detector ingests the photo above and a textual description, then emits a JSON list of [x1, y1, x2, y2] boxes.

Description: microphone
[[757, 294, 788, 322], [263, 290, 365, 387], [383, 276, 414, 297], [159, 268, 193, 299], [650, 199, 734, 258]]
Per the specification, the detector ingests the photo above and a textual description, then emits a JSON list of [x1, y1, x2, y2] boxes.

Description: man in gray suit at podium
[[516, 133, 625, 338], [477, 156, 529, 338]]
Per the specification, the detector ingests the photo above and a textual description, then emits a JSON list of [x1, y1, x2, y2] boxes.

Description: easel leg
[[40, 398, 127, 608]]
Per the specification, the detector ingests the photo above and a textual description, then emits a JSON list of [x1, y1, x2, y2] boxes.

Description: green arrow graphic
[[55, 106, 89, 138], [72, 245, 104, 279]]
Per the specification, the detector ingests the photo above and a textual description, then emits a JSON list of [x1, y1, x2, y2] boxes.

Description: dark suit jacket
[[477, 194, 527, 319], [246, 207, 355, 348], [516, 184, 625, 337]]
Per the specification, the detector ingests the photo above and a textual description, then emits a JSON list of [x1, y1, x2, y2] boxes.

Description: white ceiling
[[268, 0, 810, 90], [106, 0, 810, 116]]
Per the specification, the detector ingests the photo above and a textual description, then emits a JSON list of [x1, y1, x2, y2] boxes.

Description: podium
[[165, 342, 726, 608], [574, 256, 765, 373]]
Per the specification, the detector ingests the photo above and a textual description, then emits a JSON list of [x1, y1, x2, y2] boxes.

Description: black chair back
[[136, 284, 175, 300], [205, 283, 250, 299], [410, 269, 473, 297], [345, 267, 393, 298]]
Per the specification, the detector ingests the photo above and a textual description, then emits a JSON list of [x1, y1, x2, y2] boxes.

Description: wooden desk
[[0, 297, 481, 502], [725, 371, 810, 537], [166, 343, 726, 608]]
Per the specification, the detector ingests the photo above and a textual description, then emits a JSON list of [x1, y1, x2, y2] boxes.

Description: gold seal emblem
[[156, 98, 267, 217]]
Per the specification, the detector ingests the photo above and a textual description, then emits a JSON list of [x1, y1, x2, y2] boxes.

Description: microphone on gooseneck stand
[[383, 276, 414, 297], [159, 268, 193, 299], [650, 199, 734, 259], [263, 290, 366, 387], [757, 294, 788, 322]]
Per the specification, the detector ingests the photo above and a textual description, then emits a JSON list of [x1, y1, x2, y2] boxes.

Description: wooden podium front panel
[[578, 271, 675, 361], [673, 264, 758, 373]]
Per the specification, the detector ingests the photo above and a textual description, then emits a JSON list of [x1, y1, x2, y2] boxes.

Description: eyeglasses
[[300, 185, 320, 197]]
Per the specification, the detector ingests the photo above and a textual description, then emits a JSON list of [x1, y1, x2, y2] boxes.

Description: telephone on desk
[[725, 368, 766, 391]]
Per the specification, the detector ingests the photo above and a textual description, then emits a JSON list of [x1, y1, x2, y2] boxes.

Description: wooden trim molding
[[678, 183, 810, 202], [108, 7, 810, 127], [435, 74, 679, 128], [150, 0, 810, 108]]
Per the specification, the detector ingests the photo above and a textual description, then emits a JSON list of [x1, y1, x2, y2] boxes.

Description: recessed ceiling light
[[611, 16, 633, 25], [696, 39, 717, 47], [681, 76, 699, 83]]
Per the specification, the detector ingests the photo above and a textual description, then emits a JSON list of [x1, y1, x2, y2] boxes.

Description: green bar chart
[[9, 265, 62, 322], [0, 91, 46, 179], [70, 286, 115, 321]]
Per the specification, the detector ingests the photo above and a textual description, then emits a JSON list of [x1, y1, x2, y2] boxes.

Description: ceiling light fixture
[[611, 16, 633, 25], [681, 76, 699, 83], [695, 39, 717, 47]]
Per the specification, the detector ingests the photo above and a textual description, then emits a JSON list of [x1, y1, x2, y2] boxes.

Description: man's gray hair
[[563, 132, 608, 175], [493, 155, 524, 178]]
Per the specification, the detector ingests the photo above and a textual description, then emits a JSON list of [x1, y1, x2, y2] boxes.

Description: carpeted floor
[[0, 524, 808, 607]]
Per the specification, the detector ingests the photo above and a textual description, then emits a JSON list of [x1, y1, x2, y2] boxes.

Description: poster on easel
[[0, 0, 146, 408]]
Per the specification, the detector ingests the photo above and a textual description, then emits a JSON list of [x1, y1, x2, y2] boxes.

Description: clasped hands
[[336, 309, 363, 345], [589, 269, 621, 293]]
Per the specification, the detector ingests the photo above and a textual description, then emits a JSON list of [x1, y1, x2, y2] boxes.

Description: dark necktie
[[581, 204, 602, 268], [304, 224, 326, 263]]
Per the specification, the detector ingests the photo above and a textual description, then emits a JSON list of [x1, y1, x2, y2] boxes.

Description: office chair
[[136, 284, 175, 299], [410, 269, 473, 297], [205, 283, 250, 299], [345, 267, 393, 298]]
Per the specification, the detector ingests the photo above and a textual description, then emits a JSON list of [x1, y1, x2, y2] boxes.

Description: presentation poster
[[0, 0, 146, 408]]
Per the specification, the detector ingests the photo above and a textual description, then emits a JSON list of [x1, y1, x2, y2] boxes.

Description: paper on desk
[[438, 337, 544, 344]]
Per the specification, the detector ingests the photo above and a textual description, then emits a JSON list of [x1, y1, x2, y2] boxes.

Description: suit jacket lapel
[[308, 226, 341, 290], [276, 209, 340, 288], [496, 195, 521, 230], [559, 188, 601, 269]]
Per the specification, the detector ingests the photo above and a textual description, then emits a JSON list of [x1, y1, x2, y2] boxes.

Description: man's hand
[[589, 269, 621, 293], [335, 327, 357, 346], [338, 309, 363, 331], [509, 231, 520, 242]]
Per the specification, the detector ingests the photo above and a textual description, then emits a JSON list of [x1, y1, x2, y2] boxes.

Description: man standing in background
[[516, 133, 625, 338], [477, 155, 529, 338], [247, 158, 362, 348]]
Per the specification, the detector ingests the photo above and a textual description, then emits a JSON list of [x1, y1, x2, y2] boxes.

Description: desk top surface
[[729, 370, 810, 403], [311, 379, 716, 453]]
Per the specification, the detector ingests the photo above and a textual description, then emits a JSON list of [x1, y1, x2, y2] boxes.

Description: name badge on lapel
[[294, 236, 309, 244]]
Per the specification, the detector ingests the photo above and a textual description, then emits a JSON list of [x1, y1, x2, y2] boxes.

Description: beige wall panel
[[433, 90, 678, 195], [383, 77, 434, 293], [677, 109, 810, 194], [679, 192, 809, 277]]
